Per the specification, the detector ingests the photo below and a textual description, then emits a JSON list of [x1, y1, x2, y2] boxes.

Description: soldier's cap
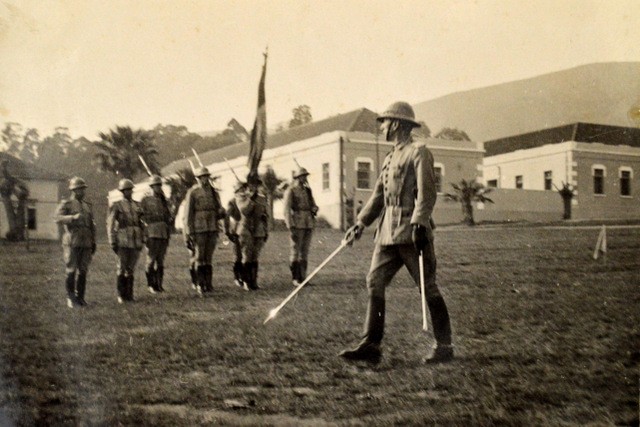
[[294, 167, 310, 178], [196, 167, 210, 177], [68, 176, 87, 190], [149, 175, 163, 186], [118, 178, 135, 191], [376, 101, 421, 128]]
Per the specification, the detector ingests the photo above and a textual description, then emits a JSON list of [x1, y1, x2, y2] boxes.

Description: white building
[[0, 153, 68, 240], [483, 123, 640, 220]]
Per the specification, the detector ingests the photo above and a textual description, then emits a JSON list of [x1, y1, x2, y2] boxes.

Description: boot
[[117, 275, 126, 303], [196, 266, 207, 294], [76, 273, 87, 306], [205, 265, 213, 292], [290, 261, 300, 286], [233, 261, 244, 287], [300, 260, 311, 285], [189, 266, 197, 290], [241, 262, 252, 291], [146, 270, 157, 294], [65, 272, 77, 307], [424, 296, 453, 364], [339, 296, 385, 363], [157, 266, 165, 292], [127, 275, 135, 301], [251, 262, 260, 290]]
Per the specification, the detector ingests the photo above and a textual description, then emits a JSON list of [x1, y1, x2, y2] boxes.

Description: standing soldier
[[283, 167, 318, 286], [183, 167, 225, 294], [54, 177, 97, 307], [224, 181, 246, 288], [235, 174, 269, 291], [341, 101, 454, 364], [140, 175, 173, 293], [107, 178, 144, 303]]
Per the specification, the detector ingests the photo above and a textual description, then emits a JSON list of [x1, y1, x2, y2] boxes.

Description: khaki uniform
[[183, 183, 224, 292], [283, 181, 318, 282], [107, 199, 144, 300], [235, 188, 269, 290], [140, 192, 173, 292], [54, 196, 96, 303]]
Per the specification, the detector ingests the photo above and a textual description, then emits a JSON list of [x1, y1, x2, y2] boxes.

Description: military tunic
[[107, 198, 144, 276], [140, 192, 173, 273], [183, 183, 224, 268], [55, 196, 96, 274], [357, 139, 440, 299], [283, 182, 318, 264]]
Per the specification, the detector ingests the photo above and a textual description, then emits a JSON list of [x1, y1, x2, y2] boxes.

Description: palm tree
[[444, 179, 494, 226], [94, 126, 159, 180], [554, 182, 575, 220]]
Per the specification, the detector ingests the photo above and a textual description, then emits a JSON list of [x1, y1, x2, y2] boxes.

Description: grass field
[[0, 225, 638, 425]]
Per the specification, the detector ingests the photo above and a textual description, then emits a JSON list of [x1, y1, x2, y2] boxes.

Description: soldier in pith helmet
[[340, 101, 454, 364], [54, 176, 97, 308], [182, 166, 226, 294], [140, 175, 173, 293], [107, 178, 144, 303], [283, 166, 318, 286]]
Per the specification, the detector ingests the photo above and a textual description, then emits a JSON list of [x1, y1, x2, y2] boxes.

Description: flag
[[247, 51, 267, 181]]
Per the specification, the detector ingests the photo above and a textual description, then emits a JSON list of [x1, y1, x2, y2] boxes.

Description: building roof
[[0, 152, 68, 181], [162, 108, 380, 175], [484, 122, 640, 156]]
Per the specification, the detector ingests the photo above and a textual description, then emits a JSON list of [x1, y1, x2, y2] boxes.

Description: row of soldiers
[[54, 165, 318, 307]]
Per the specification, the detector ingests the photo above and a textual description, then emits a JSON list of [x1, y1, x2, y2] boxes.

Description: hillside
[[413, 62, 640, 142]]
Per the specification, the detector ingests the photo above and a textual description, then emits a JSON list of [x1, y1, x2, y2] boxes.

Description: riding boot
[[157, 266, 164, 292], [300, 260, 308, 282], [339, 296, 385, 363], [290, 261, 300, 286], [233, 261, 244, 287], [205, 265, 213, 292], [425, 296, 454, 363], [65, 272, 77, 307], [241, 262, 253, 291], [196, 266, 207, 294], [127, 275, 135, 301], [117, 274, 126, 303], [251, 262, 260, 290], [76, 272, 87, 306], [146, 270, 157, 294], [189, 266, 197, 289]]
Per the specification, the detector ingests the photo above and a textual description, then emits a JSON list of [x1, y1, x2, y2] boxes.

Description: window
[[515, 175, 523, 189], [356, 160, 372, 189], [434, 164, 443, 193], [486, 179, 498, 188], [322, 163, 330, 190], [620, 168, 632, 196], [593, 167, 605, 195], [544, 171, 552, 190], [27, 207, 37, 230]]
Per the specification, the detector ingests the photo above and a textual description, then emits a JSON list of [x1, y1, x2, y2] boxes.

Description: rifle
[[223, 157, 241, 182], [138, 155, 153, 177], [191, 148, 204, 168]]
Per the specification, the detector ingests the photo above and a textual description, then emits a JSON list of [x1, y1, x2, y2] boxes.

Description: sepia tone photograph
[[0, 0, 638, 425]]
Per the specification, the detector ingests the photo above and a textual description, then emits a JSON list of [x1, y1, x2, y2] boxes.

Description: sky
[[0, 0, 639, 139]]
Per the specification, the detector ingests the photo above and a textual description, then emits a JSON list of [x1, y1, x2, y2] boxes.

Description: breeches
[[366, 240, 440, 300], [117, 248, 141, 276], [145, 238, 169, 270], [63, 246, 92, 274], [239, 235, 265, 263], [193, 232, 218, 267], [289, 228, 313, 263]]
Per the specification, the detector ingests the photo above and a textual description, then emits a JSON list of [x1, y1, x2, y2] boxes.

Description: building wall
[[473, 188, 564, 222], [572, 143, 640, 220], [0, 179, 62, 240]]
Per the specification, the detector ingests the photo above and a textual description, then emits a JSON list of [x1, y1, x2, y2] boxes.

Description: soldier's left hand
[[412, 225, 429, 252]]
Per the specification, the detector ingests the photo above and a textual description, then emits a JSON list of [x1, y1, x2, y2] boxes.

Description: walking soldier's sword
[[419, 250, 429, 331], [264, 239, 349, 324]]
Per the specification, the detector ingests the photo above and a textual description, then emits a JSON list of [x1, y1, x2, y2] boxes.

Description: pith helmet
[[118, 178, 135, 191], [149, 175, 163, 186], [68, 176, 87, 190], [196, 167, 210, 177], [376, 101, 421, 128], [294, 167, 310, 178]]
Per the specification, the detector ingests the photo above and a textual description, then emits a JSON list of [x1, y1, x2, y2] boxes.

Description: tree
[[444, 179, 494, 226], [1, 123, 41, 163], [555, 182, 575, 220], [435, 127, 471, 141], [289, 105, 312, 128], [260, 165, 288, 228], [94, 126, 159, 180]]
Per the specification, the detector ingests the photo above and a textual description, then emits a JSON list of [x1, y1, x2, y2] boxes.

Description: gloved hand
[[91, 243, 97, 255], [111, 243, 118, 254], [344, 223, 364, 246], [412, 224, 429, 252]]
